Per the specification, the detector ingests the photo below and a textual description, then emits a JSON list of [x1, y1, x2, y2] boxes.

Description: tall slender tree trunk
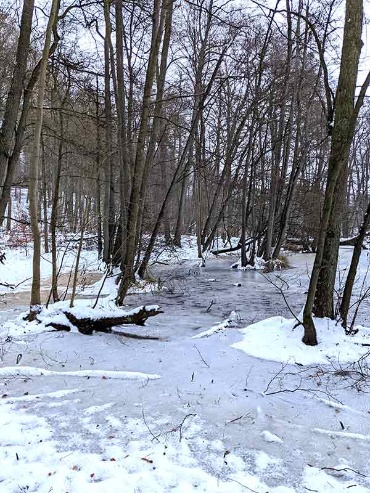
[[264, 0, 293, 260], [0, 0, 35, 209], [41, 137, 49, 253], [116, 0, 164, 304], [28, 0, 60, 320], [102, 0, 115, 264], [339, 200, 370, 330], [95, 77, 103, 259], [50, 70, 70, 303], [114, 0, 130, 266]]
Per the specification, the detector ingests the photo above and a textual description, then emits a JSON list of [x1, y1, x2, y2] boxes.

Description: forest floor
[[0, 240, 370, 492]]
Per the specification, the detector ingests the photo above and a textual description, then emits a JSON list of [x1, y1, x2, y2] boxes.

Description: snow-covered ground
[[1, 244, 370, 492]]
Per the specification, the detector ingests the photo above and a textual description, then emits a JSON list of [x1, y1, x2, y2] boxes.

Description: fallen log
[[211, 242, 242, 255], [211, 233, 265, 256], [340, 236, 368, 249], [45, 305, 164, 336]]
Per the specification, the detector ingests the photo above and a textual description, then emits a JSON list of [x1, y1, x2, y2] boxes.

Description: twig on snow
[[174, 413, 196, 442], [193, 344, 210, 368], [226, 413, 249, 424], [320, 466, 367, 477], [141, 408, 161, 443], [229, 478, 259, 492]]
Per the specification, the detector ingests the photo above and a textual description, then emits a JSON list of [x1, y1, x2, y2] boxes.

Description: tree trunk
[[116, 0, 165, 304], [314, 164, 348, 318], [0, 4, 60, 223], [114, 0, 130, 266], [339, 199, 370, 330], [28, 0, 60, 321], [102, 0, 115, 264], [264, 0, 294, 260], [0, 0, 35, 205], [95, 76, 103, 259], [302, 0, 366, 345]]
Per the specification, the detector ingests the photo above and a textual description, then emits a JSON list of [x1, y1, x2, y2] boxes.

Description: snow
[[0, 246, 101, 294], [0, 366, 161, 380], [261, 430, 283, 444], [55, 304, 161, 321], [232, 315, 370, 365], [192, 311, 239, 338], [1, 246, 370, 492], [303, 465, 369, 493], [230, 255, 266, 270]]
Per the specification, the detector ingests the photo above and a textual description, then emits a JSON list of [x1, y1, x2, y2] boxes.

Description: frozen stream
[[1, 251, 370, 492], [0, 252, 312, 332]]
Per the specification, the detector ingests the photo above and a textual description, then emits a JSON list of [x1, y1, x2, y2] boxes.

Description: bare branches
[[252, 0, 335, 130], [264, 351, 370, 404], [260, 272, 302, 328], [141, 410, 197, 443]]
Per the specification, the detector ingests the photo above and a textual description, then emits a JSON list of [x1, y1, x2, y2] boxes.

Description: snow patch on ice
[[261, 430, 283, 444], [192, 311, 239, 338], [232, 316, 370, 365], [0, 366, 161, 380]]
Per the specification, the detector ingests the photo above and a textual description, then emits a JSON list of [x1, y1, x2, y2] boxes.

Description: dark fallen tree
[[339, 235, 368, 249], [211, 242, 242, 255], [211, 237, 258, 255], [45, 305, 163, 337]]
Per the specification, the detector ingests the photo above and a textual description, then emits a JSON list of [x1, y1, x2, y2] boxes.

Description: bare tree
[[28, 0, 60, 320], [302, 0, 370, 345], [0, 0, 34, 220]]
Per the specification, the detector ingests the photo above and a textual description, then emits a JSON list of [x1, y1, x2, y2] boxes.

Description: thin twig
[[229, 478, 259, 492], [205, 300, 214, 312], [141, 408, 160, 443], [320, 466, 367, 477], [193, 344, 210, 368], [0, 277, 32, 290], [226, 414, 249, 424], [264, 362, 288, 393], [260, 272, 302, 327], [177, 413, 196, 442]]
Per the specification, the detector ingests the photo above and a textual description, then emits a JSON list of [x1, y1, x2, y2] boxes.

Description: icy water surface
[[1, 253, 311, 335], [123, 253, 313, 339]]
